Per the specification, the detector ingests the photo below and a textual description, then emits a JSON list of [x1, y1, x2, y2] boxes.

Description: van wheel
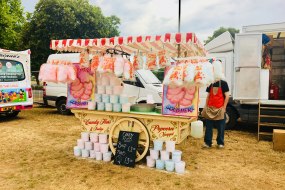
[[225, 106, 238, 130], [57, 99, 71, 115], [5, 111, 20, 118]]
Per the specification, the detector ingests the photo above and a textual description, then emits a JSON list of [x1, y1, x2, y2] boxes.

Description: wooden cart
[[72, 109, 196, 162]]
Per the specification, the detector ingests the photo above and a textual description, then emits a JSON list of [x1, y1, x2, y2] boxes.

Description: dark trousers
[[204, 118, 225, 146]]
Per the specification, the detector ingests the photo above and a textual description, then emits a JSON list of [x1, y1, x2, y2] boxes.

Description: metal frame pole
[[178, 0, 181, 57]]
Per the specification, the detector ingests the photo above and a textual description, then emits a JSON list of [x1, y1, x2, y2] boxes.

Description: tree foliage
[[21, 0, 120, 72], [204, 27, 239, 45], [0, 0, 25, 50]]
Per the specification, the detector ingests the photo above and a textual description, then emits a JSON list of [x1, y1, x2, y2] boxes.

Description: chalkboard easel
[[114, 131, 139, 168]]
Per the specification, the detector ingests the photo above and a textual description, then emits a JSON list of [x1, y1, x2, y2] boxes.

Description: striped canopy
[[50, 32, 207, 57]]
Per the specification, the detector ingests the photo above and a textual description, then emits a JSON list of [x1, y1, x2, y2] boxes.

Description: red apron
[[207, 82, 224, 108]]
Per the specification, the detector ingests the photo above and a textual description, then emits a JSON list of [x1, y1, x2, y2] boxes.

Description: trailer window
[[0, 60, 25, 82]]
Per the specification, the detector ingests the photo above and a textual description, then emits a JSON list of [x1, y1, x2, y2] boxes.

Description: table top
[[71, 109, 197, 122]]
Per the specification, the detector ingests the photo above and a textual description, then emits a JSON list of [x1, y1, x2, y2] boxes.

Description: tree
[[204, 27, 239, 45], [0, 0, 25, 50], [21, 0, 120, 76]]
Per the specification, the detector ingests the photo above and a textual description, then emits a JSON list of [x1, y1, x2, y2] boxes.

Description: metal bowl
[[131, 103, 156, 112]]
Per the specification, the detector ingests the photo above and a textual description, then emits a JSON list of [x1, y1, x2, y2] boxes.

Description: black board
[[114, 131, 139, 168]]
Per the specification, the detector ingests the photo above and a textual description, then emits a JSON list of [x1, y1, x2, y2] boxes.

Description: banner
[[162, 85, 199, 117], [66, 64, 95, 108]]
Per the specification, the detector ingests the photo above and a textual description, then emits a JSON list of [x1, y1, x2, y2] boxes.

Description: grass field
[[0, 106, 284, 190]]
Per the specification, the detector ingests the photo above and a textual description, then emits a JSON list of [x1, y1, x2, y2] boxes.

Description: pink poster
[[66, 64, 95, 108], [162, 85, 199, 117]]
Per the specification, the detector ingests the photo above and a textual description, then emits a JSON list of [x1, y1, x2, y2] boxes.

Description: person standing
[[202, 79, 229, 148]]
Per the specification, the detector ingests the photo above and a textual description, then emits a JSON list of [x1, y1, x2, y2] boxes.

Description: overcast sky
[[22, 0, 285, 42]]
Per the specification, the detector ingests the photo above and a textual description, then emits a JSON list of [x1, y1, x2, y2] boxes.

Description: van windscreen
[[136, 70, 161, 84], [0, 60, 25, 82]]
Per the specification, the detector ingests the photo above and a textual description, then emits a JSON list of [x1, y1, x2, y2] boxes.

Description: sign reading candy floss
[[162, 85, 199, 117], [67, 64, 95, 108]]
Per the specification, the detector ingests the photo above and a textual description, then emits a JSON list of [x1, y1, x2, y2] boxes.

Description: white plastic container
[[113, 86, 124, 95], [153, 139, 163, 151], [97, 85, 105, 94], [85, 141, 93, 150], [110, 77, 122, 86], [146, 156, 155, 168], [113, 103, 122, 112], [122, 103, 131, 112], [156, 159, 164, 170], [97, 102, 105, 111], [90, 150, 96, 158], [74, 146, 81, 157], [175, 161, 186, 174], [105, 103, 113, 111], [165, 160, 175, 172], [94, 142, 100, 152], [191, 120, 204, 138], [160, 150, 170, 161], [90, 133, 99, 143], [166, 140, 176, 152], [81, 149, 89, 158], [95, 151, 103, 161], [96, 77, 102, 85], [95, 94, 102, 102], [110, 95, 119, 103], [105, 86, 113, 95], [172, 150, 182, 163], [88, 101, 96, 110], [119, 96, 129, 104], [77, 139, 85, 149], [103, 151, 112, 162], [101, 76, 110, 86], [100, 143, 109, 153], [99, 134, 108, 144], [81, 132, 90, 142], [102, 94, 110, 103], [150, 148, 159, 160]]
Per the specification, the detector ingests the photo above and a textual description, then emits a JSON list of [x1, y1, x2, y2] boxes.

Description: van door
[[233, 33, 263, 100]]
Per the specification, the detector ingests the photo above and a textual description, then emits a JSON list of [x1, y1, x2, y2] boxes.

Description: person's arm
[[223, 92, 230, 110], [204, 93, 210, 108]]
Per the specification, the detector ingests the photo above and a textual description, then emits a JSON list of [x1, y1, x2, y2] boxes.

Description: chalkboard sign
[[114, 131, 139, 168]]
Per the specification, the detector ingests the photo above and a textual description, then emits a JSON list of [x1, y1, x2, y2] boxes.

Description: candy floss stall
[[40, 32, 216, 169]]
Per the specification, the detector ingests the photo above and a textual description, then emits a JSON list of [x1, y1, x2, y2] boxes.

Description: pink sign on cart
[[162, 85, 199, 117], [67, 64, 95, 109]]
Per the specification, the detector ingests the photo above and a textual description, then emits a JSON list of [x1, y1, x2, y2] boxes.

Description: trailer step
[[258, 132, 273, 136], [259, 122, 285, 127], [260, 107, 285, 110], [260, 115, 285, 119]]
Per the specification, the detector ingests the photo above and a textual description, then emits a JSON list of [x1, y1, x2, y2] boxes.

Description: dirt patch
[[0, 106, 284, 190]]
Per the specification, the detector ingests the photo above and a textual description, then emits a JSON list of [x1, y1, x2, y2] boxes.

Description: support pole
[[177, 0, 181, 58]]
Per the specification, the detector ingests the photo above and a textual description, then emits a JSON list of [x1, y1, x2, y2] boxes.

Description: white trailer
[[204, 22, 285, 129]]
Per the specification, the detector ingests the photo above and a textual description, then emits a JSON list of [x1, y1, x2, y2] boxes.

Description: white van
[[0, 49, 33, 117], [43, 53, 163, 114], [204, 22, 285, 129]]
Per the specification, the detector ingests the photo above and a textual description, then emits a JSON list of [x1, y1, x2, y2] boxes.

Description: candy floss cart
[[44, 33, 212, 167]]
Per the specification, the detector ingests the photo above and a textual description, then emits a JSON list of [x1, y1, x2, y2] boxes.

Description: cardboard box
[[273, 129, 285, 151], [272, 48, 285, 55], [273, 39, 284, 47]]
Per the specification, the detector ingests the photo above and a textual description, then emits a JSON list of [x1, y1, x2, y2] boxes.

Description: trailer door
[[233, 33, 263, 100]]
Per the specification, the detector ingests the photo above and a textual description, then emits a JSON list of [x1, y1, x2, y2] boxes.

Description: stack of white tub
[[146, 140, 186, 174], [96, 74, 131, 112], [74, 132, 112, 162]]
